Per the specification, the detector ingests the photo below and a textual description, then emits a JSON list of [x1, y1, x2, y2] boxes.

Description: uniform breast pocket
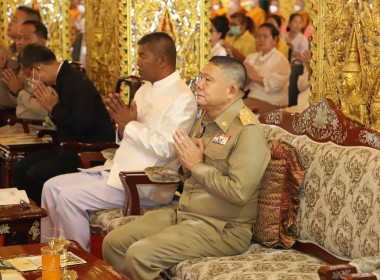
[[204, 144, 232, 173]]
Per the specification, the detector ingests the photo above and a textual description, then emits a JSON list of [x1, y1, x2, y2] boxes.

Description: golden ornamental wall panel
[[84, 0, 120, 97], [1, 0, 70, 61], [310, 0, 380, 132]]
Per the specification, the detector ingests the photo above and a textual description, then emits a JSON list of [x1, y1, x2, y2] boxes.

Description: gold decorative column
[[1, 0, 70, 61], [310, 0, 380, 132], [84, 0, 120, 97]]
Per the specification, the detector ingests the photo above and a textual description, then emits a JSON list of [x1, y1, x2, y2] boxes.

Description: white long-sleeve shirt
[[106, 70, 197, 203], [245, 48, 291, 106]]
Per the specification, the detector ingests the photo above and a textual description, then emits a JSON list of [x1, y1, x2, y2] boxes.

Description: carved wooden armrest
[[60, 142, 118, 168], [7, 116, 45, 133], [119, 171, 180, 216], [318, 264, 357, 280], [340, 273, 378, 280]]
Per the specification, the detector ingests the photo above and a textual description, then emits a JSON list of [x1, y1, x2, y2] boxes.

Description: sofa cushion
[[291, 136, 380, 260], [173, 243, 327, 279], [264, 124, 380, 260], [252, 140, 304, 248]]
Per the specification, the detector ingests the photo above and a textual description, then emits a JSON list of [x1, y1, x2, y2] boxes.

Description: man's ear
[[33, 64, 42, 72], [227, 84, 239, 100], [158, 55, 168, 68]]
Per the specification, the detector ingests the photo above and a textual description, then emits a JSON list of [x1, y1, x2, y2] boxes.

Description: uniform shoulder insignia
[[239, 108, 255, 126]]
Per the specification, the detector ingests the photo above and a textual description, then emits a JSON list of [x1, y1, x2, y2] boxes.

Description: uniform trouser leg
[[103, 209, 252, 280]]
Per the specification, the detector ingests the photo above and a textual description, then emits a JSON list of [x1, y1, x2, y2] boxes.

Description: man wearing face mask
[[224, 12, 257, 62], [13, 43, 115, 206], [268, 0, 285, 31], [0, 21, 48, 134]]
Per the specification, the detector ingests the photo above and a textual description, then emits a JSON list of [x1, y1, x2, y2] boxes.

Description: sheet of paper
[[7, 252, 87, 272], [0, 188, 30, 206], [0, 270, 26, 280]]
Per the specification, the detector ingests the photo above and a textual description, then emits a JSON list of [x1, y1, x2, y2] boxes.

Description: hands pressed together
[[173, 130, 204, 174], [1, 69, 24, 94], [105, 93, 137, 137], [33, 82, 59, 113]]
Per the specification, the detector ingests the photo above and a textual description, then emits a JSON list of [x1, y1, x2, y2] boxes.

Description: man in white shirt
[[40, 32, 198, 251]]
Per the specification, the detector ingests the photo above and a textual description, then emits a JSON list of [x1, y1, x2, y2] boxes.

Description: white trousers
[[41, 171, 125, 251]]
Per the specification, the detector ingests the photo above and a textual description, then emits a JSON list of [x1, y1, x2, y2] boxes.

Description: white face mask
[[212, 4, 220, 10], [77, 4, 85, 14], [28, 67, 40, 88], [294, 4, 301, 12], [269, 5, 279, 13]]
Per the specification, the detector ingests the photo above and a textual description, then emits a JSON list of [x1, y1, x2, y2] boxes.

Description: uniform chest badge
[[212, 133, 231, 145]]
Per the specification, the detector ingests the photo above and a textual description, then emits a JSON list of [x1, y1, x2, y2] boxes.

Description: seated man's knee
[[125, 239, 154, 265]]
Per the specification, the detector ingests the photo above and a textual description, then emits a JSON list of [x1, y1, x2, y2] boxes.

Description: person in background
[[282, 13, 309, 61], [246, 0, 266, 29], [266, 14, 289, 59], [246, 16, 256, 36], [103, 55, 270, 279], [0, 6, 40, 110], [224, 12, 256, 62], [243, 23, 291, 113], [210, 16, 230, 57], [13, 44, 115, 206], [285, 49, 311, 113], [294, 0, 310, 34], [0, 21, 48, 134], [268, 0, 285, 31]]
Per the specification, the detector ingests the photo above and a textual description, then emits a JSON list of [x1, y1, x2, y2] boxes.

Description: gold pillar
[[310, 0, 380, 132], [1, 0, 70, 61]]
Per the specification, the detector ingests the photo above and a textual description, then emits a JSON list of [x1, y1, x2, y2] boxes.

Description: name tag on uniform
[[212, 133, 231, 145]]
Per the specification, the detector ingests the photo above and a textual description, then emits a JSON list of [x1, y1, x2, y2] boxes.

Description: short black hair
[[258, 23, 280, 39], [266, 14, 282, 29], [211, 16, 230, 39], [137, 32, 176, 67], [16, 6, 41, 22], [209, 56, 247, 93], [22, 20, 48, 40], [18, 43, 56, 68]]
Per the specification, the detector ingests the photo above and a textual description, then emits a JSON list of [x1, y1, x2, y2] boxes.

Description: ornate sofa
[[89, 99, 380, 279]]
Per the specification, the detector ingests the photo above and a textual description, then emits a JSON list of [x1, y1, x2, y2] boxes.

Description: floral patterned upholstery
[[172, 243, 327, 279], [89, 203, 176, 236], [263, 125, 380, 260]]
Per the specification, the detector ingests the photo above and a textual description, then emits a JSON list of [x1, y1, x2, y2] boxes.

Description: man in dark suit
[[13, 43, 115, 205]]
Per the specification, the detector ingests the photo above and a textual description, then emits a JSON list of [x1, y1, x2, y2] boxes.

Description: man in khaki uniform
[[0, 6, 41, 109], [102, 56, 271, 280]]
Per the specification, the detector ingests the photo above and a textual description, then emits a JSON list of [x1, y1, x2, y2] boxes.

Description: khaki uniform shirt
[[178, 99, 270, 234]]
